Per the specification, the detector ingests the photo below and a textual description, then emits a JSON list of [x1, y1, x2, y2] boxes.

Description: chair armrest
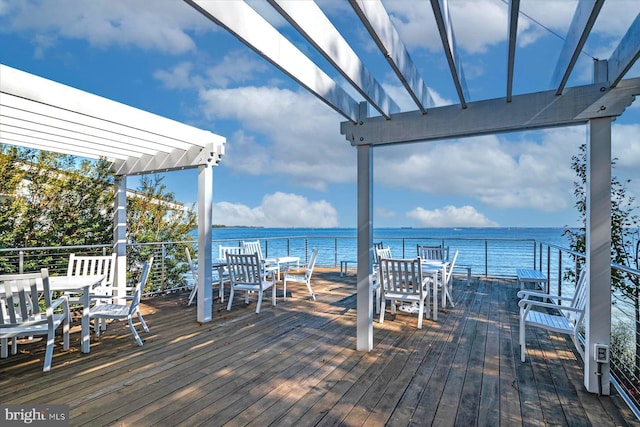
[[517, 289, 573, 300], [518, 299, 583, 312], [51, 295, 69, 310], [49, 295, 70, 315]]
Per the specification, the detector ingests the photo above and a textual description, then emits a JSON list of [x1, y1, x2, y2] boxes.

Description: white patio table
[[264, 256, 300, 281], [1, 274, 107, 354], [49, 275, 105, 353]]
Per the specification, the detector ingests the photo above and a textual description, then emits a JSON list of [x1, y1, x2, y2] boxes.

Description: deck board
[[0, 268, 637, 426]]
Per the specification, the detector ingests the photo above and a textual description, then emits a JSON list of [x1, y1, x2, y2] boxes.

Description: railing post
[[161, 243, 166, 291], [546, 245, 551, 290], [334, 238, 338, 268], [533, 241, 537, 270], [484, 240, 488, 277], [558, 250, 563, 298], [19, 250, 24, 273]]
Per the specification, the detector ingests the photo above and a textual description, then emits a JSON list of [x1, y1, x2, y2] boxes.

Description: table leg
[[431, 271, 438, 321], [81, 286, 90, 353]]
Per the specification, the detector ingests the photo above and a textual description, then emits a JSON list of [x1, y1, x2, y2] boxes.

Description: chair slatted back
[[376, 247, 392, 262], [378, 257, 426, 297], [67, 253, 116, 286], [417, 244, 446, 261], [218, 245, 244, 259], [0, 270, 49, 329], [564, 269, 588, 327], [185, 247, 197, 282], [372, 242, 384, 264], [226, 253, 264, 286], [241, 241, 264, 262], [305, 248, 319, 278], [130, 257, 154, 315]]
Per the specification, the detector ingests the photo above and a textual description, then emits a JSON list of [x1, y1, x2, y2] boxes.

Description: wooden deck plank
[[0, 269, 636, 427], [498, 277, 523, 426]]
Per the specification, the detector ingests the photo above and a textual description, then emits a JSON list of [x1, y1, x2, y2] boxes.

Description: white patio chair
[[66, 253, 117, 305], [518, 269, 587, 362], [242, 240, 278, 280], [282, 248, 319, 301], [440, 249, 459, 308], [373, 246, 393, 314], [0, 269, 70, 372], [186, 247, 199, 306], [89, 257, 153, 346], [378, 257, 430, 329], [226, 253, 276, 314]]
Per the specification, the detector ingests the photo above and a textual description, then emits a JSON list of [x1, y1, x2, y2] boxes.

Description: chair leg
[[417, 301, 424, 329], [306, 280, 316, 301], [226, 288, 235, 311], [520, 319, 526, 362], [63, 315, 70, 351], [43, 329, 54, 372], [128, 317, 143, 346], [187, 284, 197, 306], [1, 338, 8, 358], [137, 311, 150, 333], [283, 279, 287, 302], [271, 284, 276, 306], [379, 299, 385, 324], [256, 290, 263, 314]]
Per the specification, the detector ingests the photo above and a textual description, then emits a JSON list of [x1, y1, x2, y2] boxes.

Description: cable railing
[[1, 236, 639, 417]]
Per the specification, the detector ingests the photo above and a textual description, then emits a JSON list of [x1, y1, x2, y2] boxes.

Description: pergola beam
[[506, 0, 520, 102], [185, 0, 360, 123], [430, 0, 468, 108], [551, 0, 604, 95], [342, 77, 640, 146], [349, 0, 434, 113], [269, 0, 399, 119], [608, 13, 640, 87]]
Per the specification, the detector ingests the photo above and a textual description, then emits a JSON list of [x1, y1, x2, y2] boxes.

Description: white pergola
[[0, 63, 226, 323], [185, 0, 640, 395]]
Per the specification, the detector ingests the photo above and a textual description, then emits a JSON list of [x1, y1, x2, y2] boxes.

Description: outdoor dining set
[[374, 242, 459, 328], [186, 240, 320, 314], [0, 253, 154, 372]]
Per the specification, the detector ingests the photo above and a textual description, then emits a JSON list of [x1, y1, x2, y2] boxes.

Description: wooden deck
[[0, 268, 637, 426]]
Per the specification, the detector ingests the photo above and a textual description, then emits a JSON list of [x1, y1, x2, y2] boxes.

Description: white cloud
[[198, 85, 356, 189], [375, 127, 586, 211], [213, 192, 339, 227], [0, 0, 211, 55], [375, 207, 396, 219], [406, 205, 498, 227]]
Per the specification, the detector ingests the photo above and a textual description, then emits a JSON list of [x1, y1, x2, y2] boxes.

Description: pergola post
[[113, 176, 127, 304], [356, 102, 374, 352], [584, 116, 612, 394], [584, 59, 612, 394], [197, 164, 214, 322]]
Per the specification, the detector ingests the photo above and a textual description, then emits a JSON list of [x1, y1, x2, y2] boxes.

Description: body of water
[[208, 227, 571, 278]]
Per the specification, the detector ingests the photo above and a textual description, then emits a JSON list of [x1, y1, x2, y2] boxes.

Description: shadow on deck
[[0, 268, 637, 426]]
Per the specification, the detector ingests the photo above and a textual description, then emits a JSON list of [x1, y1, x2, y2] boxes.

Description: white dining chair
[[282, 248, 319, 301], [89, 257, 153, 346]]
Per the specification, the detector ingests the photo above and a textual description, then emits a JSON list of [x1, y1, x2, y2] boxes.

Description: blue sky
[[1, 0, 639, 228]]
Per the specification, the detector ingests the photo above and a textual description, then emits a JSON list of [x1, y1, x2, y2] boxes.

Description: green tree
[[0, 147, 114, 272], [126, 175, 196, 292], [563, 142, 640, 382]]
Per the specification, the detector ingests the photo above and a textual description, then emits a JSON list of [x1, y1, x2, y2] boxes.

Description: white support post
[[197, 164, 213, 322], [113, 176, 127, 304], [356, 102, 374, 352], [584, 116, 612, 394]]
